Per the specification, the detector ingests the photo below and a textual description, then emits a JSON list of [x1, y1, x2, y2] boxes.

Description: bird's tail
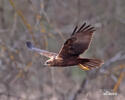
[[78, 58, 104, 70]]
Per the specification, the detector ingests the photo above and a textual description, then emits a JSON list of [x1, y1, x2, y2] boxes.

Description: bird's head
[[44, 58, 55, 66]]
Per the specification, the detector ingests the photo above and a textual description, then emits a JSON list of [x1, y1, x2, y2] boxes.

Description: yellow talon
[[79, 64, 90, 71]]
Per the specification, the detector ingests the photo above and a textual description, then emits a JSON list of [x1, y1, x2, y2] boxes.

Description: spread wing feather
[[26, 41, 57, 58], [57, 22, 95, 59]]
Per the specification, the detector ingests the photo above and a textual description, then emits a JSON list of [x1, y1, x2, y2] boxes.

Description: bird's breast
[[53, 57, 79, 67]]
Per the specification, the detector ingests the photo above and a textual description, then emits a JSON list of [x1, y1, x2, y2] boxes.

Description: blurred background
[[0, 0, 125, 100]]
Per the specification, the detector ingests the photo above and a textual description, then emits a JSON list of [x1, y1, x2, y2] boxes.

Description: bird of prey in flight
[[26, 22, 103, 70]]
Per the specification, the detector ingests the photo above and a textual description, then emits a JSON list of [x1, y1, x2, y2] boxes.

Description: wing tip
[[26, 41, 33, 49], [76, 22, 96, 33]]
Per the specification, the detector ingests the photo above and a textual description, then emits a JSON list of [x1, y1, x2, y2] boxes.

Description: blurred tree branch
[[113, 66, 125, 92], [100, 51, 125, 74], [9, 0, 37, 45]]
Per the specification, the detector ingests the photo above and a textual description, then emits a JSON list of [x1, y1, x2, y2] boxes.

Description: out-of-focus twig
[[113, 65, 125, 92], [8, 0, 40, 82], [115, 0, 125, 24], [113, 64, 125, 71], [9, 0, 37, 45], [0, 1, 6, 29], [10, 13, 17, 36], [104, 51, 125, 67], [1, 45, 18, 70], [39, 1, 65, 42], [0, 92, 22, 100], [28, 0, 59, 49], [100, 51, 125, 74], [98, 51, 125, 83], [68, 79, 87, 100]]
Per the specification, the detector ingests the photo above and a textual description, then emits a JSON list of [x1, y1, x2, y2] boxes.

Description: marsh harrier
[[26, 22, 103, 70]]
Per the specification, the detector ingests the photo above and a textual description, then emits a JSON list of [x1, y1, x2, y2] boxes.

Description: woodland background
[[0, 0, 125, 100]]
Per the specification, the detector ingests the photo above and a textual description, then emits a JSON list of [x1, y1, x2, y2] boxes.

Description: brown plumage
[[26, 22, 103, 70]]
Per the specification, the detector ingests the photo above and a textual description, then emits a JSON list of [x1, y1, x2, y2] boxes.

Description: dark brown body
[[50, 57, 102, 68], [51, 57, 80, 67]]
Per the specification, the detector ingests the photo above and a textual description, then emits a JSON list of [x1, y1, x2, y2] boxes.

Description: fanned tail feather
[[78, 58, 104, 70]]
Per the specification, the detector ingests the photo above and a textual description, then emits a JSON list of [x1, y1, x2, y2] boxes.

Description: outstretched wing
[[26, 41, 57, 58], [57, 22, 95, 59]]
